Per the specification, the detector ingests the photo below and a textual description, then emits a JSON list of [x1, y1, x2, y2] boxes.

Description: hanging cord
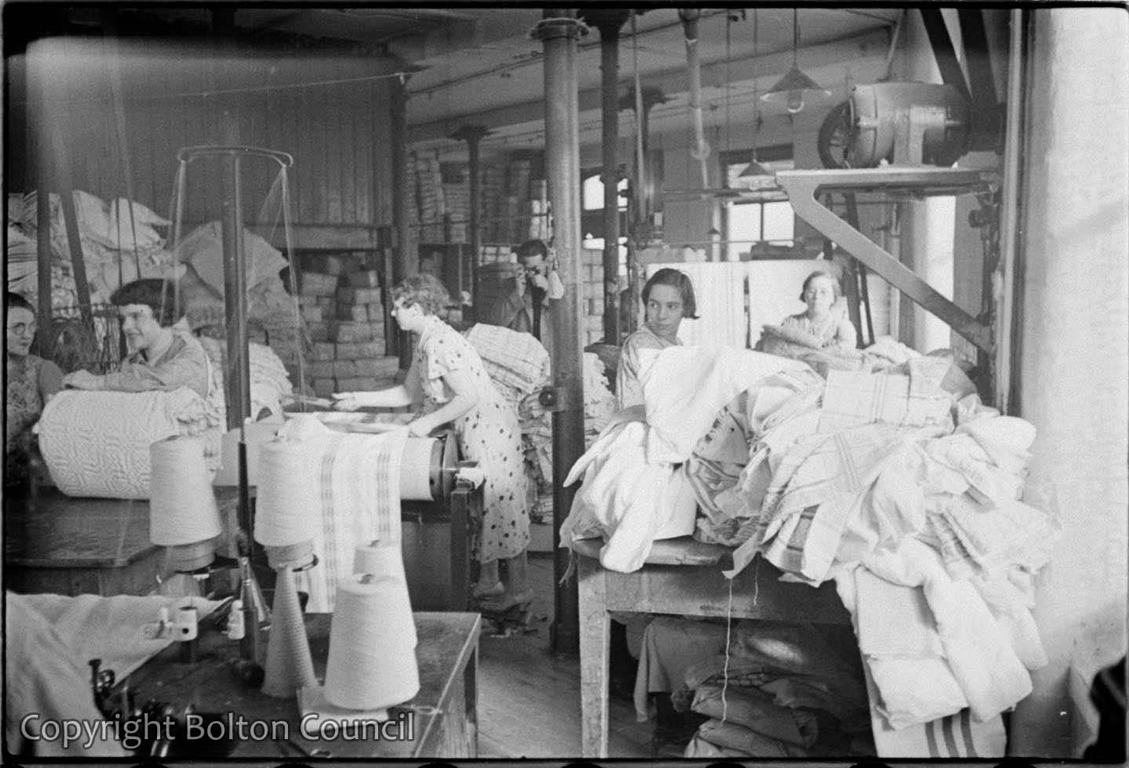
[[720, 577, 735, 723], [104, 34, 142, 280]]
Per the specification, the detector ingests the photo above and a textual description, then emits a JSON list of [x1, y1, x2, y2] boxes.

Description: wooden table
[[573, 536, 851, 758], [2, 487, 241, 597], [122, 612, 481, 759]]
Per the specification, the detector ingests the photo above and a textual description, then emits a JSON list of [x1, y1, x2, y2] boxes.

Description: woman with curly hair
[[334, 274, 532, 608]]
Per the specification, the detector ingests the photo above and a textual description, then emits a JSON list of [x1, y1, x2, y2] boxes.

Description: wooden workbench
[[573, 536, 851, 758], [122, 612, 480, 759], [2, 486, 241, 597]]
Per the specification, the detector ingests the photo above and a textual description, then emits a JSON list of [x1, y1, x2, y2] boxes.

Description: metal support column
[[390, 78, 414, 369], [582, 10, 630, 345], [535, 9, 587, 656], [450, 125, 489, 312]]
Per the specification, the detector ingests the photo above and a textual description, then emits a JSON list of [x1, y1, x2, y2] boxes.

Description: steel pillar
[[582, 10, 630, 345], [535, 9, 587, 657], [390, 78, 414, 369]]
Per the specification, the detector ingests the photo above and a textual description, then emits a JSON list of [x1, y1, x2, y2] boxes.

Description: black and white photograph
[[2, 3, 1126, 763]]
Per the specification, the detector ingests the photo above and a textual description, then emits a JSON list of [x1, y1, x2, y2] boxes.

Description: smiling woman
[[60, 279, 210, 400]]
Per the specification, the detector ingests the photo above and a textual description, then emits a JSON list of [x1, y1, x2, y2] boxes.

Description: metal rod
[[591, 12, 628, 344], [536, 9, 586, 657], [996, 9, 1027, 414]]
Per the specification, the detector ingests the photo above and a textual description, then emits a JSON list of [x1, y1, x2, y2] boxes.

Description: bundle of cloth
[[632, 617, 874, 758], [36, 387, 219, 499], [197, 335, 295, 423], [467, 323, 617, 524], [272, 416, 411, 613], [559, 346, 809, 572], [678, 350, 1055, 757]]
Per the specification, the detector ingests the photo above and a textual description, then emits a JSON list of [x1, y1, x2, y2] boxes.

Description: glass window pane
[[582, 175, 602, 210], [727, 203, 761, 260], [762, 201, 795, 244]]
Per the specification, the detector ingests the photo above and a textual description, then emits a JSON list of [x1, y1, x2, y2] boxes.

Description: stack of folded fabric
[[676, 620, 873, 758]]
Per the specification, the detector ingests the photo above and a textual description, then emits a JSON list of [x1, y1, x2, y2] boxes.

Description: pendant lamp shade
[[761, 9, 830, 114]]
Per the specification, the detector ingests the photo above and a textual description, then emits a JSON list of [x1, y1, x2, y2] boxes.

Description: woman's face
[[802, 276, 837, 317], [645, 284, 685, 338], [6, 306, 37, 358], [118, 303, 164, 352], [392, 298, 425, 332]]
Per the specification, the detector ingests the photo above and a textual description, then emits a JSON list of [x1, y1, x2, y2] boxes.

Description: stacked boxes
[[298, 259, 401, 398]]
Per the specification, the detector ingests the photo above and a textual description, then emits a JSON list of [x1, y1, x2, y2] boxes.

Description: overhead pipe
[[679, 9, 710, 189], [581, 9, 631, 344], [534, 9, 587, 657]]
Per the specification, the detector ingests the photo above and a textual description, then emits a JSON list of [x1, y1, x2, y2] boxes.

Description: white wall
[[1009, 7, 1129, 757]]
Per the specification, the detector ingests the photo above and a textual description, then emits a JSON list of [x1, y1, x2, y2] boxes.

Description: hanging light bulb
[[762, 9, 830, 115]]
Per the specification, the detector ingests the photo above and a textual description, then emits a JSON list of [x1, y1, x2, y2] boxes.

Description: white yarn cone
[[261, 567, 318, 698], [254, 440, 319, 548], [324, 574, 419, 711], [149, 436, 222, 546], [353, 543, 416, 647]]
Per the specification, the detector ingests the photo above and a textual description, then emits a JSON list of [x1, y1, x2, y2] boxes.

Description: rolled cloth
[[37, 389, 219, 499]]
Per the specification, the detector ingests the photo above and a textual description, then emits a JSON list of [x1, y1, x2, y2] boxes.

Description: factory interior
[[3, 4, 1127, 762]]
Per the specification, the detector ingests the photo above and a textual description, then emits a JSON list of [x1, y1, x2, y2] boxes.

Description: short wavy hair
[[516, 239, 549, 262], [799, 270, 842, 302], [642, 268, 699, 320], [110, 279, 181, 327], [391, 273, 450, 316]]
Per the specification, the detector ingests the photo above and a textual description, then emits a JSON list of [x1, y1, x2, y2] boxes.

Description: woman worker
[[779, 269, 857, 352], [333, 274, 532, 608], [615, 268, 698, 409], [62, 278, 209, 398], [5, 292, 63, 488]]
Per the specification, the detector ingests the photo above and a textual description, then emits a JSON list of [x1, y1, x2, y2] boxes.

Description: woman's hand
[[407, 417, 434, 437], [62, 370, 103, 390], [332, 392, 363, 411]]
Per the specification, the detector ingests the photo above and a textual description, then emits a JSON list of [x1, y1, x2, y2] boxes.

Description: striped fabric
[[294, 428, 408, 613], [819, 358, 953, 435], [464, 322, 550, 395]]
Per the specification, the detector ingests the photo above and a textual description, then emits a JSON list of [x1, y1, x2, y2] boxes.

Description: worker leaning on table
[[62, 278, 209, 399]]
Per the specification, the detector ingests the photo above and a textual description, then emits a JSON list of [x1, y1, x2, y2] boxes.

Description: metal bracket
[[776, 168, 995, 353], [539, 385, 571, 413]]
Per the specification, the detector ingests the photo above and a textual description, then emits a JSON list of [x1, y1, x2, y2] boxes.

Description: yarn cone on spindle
[[149, 436, 222, 570], [323, 573, 419, 715]]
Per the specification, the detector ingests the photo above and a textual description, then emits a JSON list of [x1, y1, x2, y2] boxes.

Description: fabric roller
[[399, 431, 459, 502]]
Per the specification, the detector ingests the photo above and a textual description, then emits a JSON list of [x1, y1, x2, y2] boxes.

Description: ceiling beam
[[406, 27, 890, 144]]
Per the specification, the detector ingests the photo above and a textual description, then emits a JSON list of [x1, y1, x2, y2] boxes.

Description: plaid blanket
[[925, 494, 1058, 580], [465, 322, 550, 395], [731, 423, 913, 584], [290, 425, 409, 612], [819, 358, 953, 434]]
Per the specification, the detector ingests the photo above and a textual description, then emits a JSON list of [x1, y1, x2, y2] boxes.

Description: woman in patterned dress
[[5, 292, 63, 489], [333, 274, 532, 607]]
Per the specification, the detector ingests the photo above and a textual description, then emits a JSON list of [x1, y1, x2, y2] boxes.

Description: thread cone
[[261, 567, 318, 698]]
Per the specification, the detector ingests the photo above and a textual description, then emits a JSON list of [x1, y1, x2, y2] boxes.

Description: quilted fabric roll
[[37, 389, 218, 500]]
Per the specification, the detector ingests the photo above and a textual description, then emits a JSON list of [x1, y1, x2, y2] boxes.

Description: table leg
[[577, 554, 610, 758]]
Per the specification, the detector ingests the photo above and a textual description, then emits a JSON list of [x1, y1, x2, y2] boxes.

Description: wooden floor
[[476, 552, 669, 759]]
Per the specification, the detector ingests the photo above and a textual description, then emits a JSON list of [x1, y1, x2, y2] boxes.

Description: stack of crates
[[297, 257, 401, 397]]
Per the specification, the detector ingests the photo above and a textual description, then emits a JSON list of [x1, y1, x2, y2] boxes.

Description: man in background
[[498, 239, 564, 356]]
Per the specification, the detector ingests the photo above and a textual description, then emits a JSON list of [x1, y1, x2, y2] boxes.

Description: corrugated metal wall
[[10, 41, 396, 236]]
